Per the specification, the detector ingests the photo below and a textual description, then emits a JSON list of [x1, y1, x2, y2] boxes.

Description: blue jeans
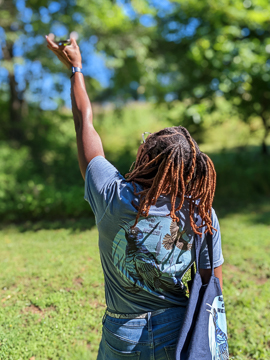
[[97, 306, 186, 360]]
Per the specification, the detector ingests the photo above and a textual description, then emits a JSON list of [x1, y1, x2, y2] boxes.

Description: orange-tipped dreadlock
[[125, 126, 217, 237]]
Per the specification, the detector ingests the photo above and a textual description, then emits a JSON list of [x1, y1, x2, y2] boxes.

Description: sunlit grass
[[0, 204, 269, 359]]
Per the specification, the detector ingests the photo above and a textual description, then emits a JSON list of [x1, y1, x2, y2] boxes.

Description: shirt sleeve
[[199, 208, 224, 269], [84, 156, 124, 224]]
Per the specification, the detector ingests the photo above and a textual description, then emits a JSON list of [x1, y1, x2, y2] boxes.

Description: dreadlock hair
[[125, 126, 217, 237]]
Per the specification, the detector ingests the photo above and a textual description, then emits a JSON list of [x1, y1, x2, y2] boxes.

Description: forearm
[[70, 72, 104, 179], [71, 72, 92, 131]]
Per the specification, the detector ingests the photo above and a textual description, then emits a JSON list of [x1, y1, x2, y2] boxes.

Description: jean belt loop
[[147, 311, 152, 333], [102, 309, 107, 325]]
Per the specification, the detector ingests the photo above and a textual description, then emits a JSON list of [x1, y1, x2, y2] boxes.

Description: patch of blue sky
[[0, 27, 5, 55], [116, 0, 175, 21], [162, 18, 200, 42], [116, 0, 137, 20], [80, 40, 114, 88], [14, 63, 27, 92], [0, 67, 8, 81], [16, 0, 25, 12], [39, 7, 51, 24], [241, 27, 250, 37], [149, 0, 176, 18], [210, 78, 219, 90], [50, 23, 69, 38], [13, 38, 25, 57], [13, 34, 39, 57], [58, 73, 72, 107], [21, 7, 33, 23], [89, 35, 98, 45], [39, 73, 71, 110], [72, 12, 84, 24], [164, 92, 177, 102], [157, 74, 171, 86], [48, 1, 62, 14], [130, 81, 139, 90], [24, 24, 33, 33], [40, 98, 58, 110], [16, 0, 33, 24], [215, 90, 223, 97], [140, 14, 156, 27]]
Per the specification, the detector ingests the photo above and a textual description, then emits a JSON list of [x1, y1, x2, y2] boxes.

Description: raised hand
[[45, 35, 82, 69]]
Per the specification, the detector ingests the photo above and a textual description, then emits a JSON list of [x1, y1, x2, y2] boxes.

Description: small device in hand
[[56, 39, 71, 46]]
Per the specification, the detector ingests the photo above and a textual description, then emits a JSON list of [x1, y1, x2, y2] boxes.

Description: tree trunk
[[2, 39, 25, 142], [8, 72, 25, 141], [261, 114, 269, 155]]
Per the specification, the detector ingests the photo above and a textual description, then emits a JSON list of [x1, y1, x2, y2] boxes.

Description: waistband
[[105, 307, 173, 319]]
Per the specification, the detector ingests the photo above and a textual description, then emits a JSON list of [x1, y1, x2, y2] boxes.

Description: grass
[[0, 203, 269, 360], [0, 219, 105, 360]]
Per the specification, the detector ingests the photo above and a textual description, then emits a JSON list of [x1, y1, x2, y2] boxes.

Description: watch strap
[[70, 67, 82, 78]]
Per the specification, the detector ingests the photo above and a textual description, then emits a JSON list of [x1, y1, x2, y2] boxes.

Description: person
[[46, 35, 224, 360]]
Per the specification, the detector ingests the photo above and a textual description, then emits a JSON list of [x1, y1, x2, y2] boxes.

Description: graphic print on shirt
[[112, 216, 193, 295], [207, 295, 229, 360]]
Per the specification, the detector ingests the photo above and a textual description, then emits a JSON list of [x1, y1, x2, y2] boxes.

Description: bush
[[1, 103, 269, 222]]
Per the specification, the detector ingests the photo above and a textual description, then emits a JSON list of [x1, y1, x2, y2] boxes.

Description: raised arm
[[46, 35, 104, 180]]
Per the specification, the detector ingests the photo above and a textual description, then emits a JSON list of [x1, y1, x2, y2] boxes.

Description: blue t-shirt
[[84, 156, 224, 313]]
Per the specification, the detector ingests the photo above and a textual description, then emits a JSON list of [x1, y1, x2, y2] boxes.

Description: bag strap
[[191, 216, 214, 278], [206, 231, 214, 276], [194, 216, 203, 273]]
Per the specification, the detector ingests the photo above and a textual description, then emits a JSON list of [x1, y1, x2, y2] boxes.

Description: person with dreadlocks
[[46, 36, 224, 360]]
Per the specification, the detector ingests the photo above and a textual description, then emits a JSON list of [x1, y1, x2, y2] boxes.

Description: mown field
[[0, 104, 270, 359], [1, 207, 269, 360]]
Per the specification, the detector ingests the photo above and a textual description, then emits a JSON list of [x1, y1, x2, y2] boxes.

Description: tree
[[2, 0, 270, 152], [0, 0, 150, 140], [110, 0, 270, 152]]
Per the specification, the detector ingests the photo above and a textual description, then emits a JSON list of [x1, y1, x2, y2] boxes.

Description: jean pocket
[[105, 340, 141, 359], [164, 345, 176, 360]]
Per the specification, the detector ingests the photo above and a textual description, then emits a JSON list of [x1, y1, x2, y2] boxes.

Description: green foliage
[[107, 0, 270, 149], [2, 0, 270, 151], [0, 103, 170, 221], [0, 103, 270, 222]]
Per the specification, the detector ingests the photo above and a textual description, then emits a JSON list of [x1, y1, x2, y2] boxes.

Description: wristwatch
[[70, 67, 82, 78]]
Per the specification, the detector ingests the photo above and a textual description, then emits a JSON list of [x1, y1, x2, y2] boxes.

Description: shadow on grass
[[0, 217, 96, 233]]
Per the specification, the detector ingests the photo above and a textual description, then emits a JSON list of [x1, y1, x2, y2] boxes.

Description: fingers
[[70, 37, 78, 48], [46, 44, 70, 68], [45, 35, 59, 50]]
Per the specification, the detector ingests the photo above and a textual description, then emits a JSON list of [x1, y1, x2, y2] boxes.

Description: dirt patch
[[73, 277, 83, 286], [23, 304, 43, 314], [90, 300, 106, 309], [256, 277, 269, 285], [22, 304, 56, 318]]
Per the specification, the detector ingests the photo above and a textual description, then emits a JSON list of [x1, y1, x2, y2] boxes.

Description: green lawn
[[0, 203, 269, 360]]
